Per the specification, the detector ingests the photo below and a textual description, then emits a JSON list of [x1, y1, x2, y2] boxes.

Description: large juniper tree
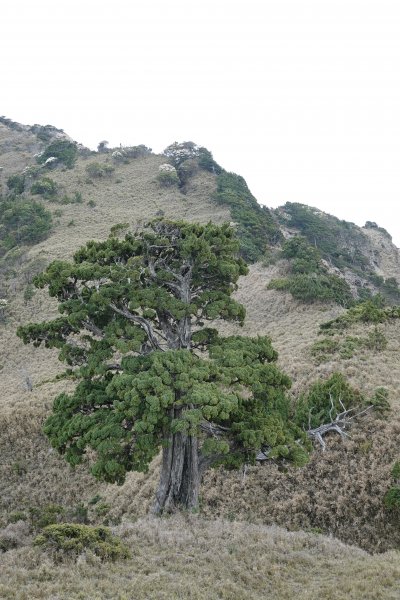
[[18, 220, 308, 513]]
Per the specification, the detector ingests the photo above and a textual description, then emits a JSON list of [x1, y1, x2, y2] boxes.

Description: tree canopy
[[18, 220, 309, 513]]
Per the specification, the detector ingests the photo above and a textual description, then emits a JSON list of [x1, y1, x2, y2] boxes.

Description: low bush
[[312, 329, 388, 364], [281, 236, 321, 273], [310, 337, 340, 362], [365, 327, 388, 351], [123, 144, 151, 158], [29, 504, 65, 529], [384, 486, 400, 511], [176, 158, 198, 186], [31, 177, 58, 199], [268, 273, 353, 307], [157, 164, 179, 187], [85, 162, 114, 178], [320, 300, 400, 332], [0, 197, 52, 254], [38, 139, 77, 168], [293, 372, 364, 430], [370, 387, 390, 414], [34, 523, 130, 560], [6, 174, 25, 195]]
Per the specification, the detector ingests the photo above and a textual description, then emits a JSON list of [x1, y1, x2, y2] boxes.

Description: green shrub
[[338, 336, 364, 359], [34, 523, 130, 560], [310, 337, 340, 363], [163, 141, 200, 166], [0, 198, 52, 253], [384, 487, 400, 511], [38, 139, 77, 168], [157, 165, 180, 187], [279, 203, 368, 271], [85, 162, 115, 178], [320, 300, 400, 332], [176, 158, 198, 186], [31, 177, 58, 199], [370, 387, 390, 414], [6, 174, 25, 194], [121, 145, 151, 159], [198, 147, 221, 173], [29, 504, 65, 529], [281, 236, 321, 273], [8, 511, 27, 523], [268, 273, 353, 307], [293, 372, 364, 429], [392, 461, 400, 480]]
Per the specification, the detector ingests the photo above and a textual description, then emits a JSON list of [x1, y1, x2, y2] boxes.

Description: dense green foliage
[[214, 172, 282, 262], [384, 461, 400, 515], [293, 372, 389, 430], [18, 220, 309, 511], [392, 461, 400, 480], [156, 168, 179, 187], [281, 236, 321, 273], [0, 196, 52, 255], [384, 487, 400, 512], [269, 236, 354, 306], [293, 373, 365, 429], [38, 139, 77, 168], [268, 272, 353, 306], [279, 203, 400, 303], [279, 203, 368, 270], [35, 524, 130, 560], [320, 299, 400, 332], [31, 177, 58, 199], [6, 174, 25, 195]]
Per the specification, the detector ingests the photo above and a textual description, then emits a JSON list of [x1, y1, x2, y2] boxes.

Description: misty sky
[[2, 0, 400, 245]]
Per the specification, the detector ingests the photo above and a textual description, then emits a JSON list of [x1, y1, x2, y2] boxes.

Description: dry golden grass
[[1, 515, 400, 600]]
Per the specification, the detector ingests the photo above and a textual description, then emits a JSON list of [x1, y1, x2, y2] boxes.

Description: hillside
[[1, 118, 400, 598]]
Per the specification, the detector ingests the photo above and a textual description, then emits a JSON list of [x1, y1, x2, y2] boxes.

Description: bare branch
[[199, 421, 230, 437], [307, 405, 373, 451], [109, 303, 163, 351], [83, 320, 104, 338]]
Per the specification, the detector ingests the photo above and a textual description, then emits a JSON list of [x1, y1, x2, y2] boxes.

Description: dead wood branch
[[307, 405, 373, 451]]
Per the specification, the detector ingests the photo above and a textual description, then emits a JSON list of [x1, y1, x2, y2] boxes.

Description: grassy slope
[[1, 122, 400, 596], [1, 516, 400, 600]]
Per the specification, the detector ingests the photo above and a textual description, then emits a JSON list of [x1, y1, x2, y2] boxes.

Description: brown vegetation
[[1, 515, 400, 600]]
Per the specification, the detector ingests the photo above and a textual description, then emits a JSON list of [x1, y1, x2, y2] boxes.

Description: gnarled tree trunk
[[153, 431, 200, 514]]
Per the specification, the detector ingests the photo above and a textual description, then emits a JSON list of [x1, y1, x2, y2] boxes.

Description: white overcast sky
[[2, 0, 400, 245]]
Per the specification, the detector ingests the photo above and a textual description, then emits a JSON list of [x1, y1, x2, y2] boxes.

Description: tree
[[18, 220, 309, 514]]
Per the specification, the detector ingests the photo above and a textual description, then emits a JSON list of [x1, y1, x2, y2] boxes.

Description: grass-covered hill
[[1, 118, 400, 598]]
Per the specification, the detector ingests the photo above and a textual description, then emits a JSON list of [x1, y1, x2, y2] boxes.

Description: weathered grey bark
[[153, 431, 200, 514]]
